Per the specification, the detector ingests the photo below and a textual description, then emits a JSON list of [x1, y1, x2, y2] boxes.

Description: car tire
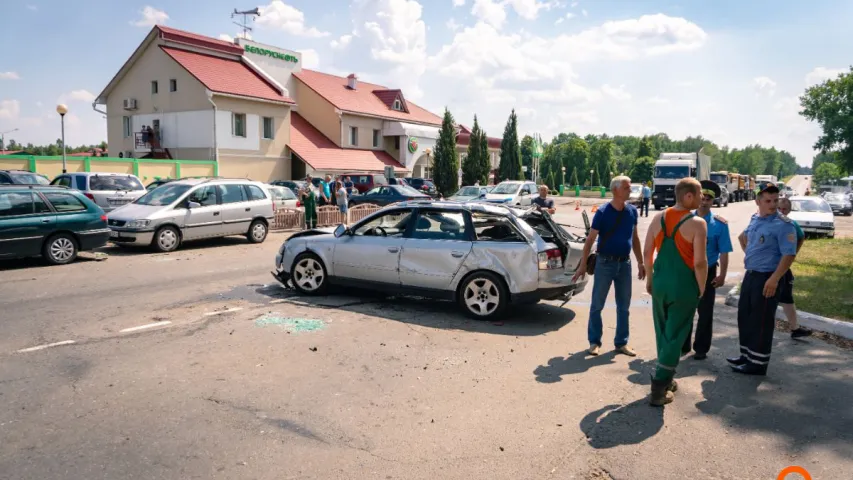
[[153, 226, 181, 252], [42, 233, 78, 265], [457, 271, 508, 320], [290, 253, 329, 295], [247, 219, 268, 244]]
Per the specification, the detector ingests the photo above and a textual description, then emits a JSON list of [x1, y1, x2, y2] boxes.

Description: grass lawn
[[792, 238, 853, 321]]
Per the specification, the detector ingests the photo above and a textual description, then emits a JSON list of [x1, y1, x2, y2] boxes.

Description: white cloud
[[453, 0, 466, 5], [582, 8, 588, 16], [299, 49, 320, 69], [257, 1, 330, 38], [59, 89, 96, 104], [446, 18, 462, 31], [565, 12, 575, 19], [130, 6, 168, 27], [753, 76, 776, 96], [35, 101, 43, 107], [219, 34, 234, 42], [26, 4, 37, 11], [646, 96, 670, 105], [557, 110, 599, 126], [570, 1, 578, 6], [0, 100, 21, 120], [555, 18, 563, 25], [219, 31, 251, 42], [0, 72, 20, 80], [601, 84, 631, 101], [330, 34, 353, 49], [507, 0, 559, 20], [472, 0, 506, 29], [804, 67, 846, 86]]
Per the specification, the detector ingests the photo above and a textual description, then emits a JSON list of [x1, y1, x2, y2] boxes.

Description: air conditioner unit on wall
[[123, 98, 138, 110]]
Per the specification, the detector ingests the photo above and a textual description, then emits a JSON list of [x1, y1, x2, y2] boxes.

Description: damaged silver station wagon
[[273, 200, 589, 320]]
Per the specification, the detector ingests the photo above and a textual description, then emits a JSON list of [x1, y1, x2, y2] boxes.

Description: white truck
[[710, 171, 739, 205], [652, 150, 711, 210], [755, 175, 778, 191]]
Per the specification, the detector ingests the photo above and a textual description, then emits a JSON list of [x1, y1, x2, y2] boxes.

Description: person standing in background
[[301, 175, 318, 229], [344, 176, 354, 196], [336, 181, 349, 224], [682, 180, 732, 360], [572, 175, 645, 357], [531, 184, 556, 214], [641, 182, 652, 217], [643, 178, 708, 406], [777, 197, 812, 339]]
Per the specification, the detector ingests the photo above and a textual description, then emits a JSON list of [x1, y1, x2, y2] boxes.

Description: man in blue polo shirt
[[573, 175, 646, 357], [682, 180, 733, 360]]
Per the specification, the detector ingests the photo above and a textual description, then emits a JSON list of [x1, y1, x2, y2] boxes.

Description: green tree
[[637, 136, 655, 159], [478, 129, 491, 185], [630, 156, 655, 184], [570, 166, 579, 186], [461, 116, 483, 186], [498, 109, 522, 181], [813, 162, 841, 186], [432, 108, 460, 196], [589, 138, 616, 187], [800, 66, 853, 174], [562, 137, 590, 185], [520, 135, 534, 180]]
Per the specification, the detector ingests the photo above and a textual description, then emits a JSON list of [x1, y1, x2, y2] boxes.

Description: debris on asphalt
[[254, 315, 326, 333], [499, 446, 504, 451], [380, 343, 386, 346], [309, 347, 318, 352]]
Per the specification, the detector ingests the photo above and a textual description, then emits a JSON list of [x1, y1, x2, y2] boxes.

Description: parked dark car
[[339, 173, 389, 194], [0, 185, 110, 265], [0, 170, 50, 185], [348, 185, 430, 207], [387, 177, 409, 187], [404, 178, 440, 198], [272, 180, 308, 196]]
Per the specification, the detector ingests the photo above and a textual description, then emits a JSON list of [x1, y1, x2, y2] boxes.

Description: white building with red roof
[[95, 25, 445, 181]]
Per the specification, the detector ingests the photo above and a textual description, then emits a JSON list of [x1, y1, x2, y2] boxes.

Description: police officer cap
[[758, 182, 780, 195], [700, 180, 721, 199]]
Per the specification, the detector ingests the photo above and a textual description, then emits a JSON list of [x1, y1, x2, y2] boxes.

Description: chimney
[[346, 73, 358, 90]]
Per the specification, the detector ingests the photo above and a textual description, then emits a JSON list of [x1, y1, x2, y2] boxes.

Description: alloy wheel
[[294, 258, 325, 292], [463, 278, 500, 316]]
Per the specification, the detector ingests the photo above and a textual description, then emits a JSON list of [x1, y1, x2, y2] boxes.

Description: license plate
[[109, 231, 119, 238], [109, 198, 130, 206]]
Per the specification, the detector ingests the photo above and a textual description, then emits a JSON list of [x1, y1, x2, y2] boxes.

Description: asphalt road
[[1, 192, 852, 480]]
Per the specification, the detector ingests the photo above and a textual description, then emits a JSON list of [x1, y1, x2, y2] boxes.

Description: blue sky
[[2, 0, 851, 166]]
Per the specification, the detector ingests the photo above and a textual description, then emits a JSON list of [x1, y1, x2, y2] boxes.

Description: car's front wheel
[[458, 271, 508, 320], [153, 226, 181, 252], [43, 233, 78, 265], [291, 253, 329, 295]]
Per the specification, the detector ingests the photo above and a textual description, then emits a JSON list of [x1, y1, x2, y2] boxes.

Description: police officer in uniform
[[682, 180, 733, 360], [728, 183, 797, 375]]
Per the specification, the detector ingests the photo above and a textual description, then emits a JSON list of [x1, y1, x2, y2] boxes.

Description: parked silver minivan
[[106, 178, 275, 252], [50, 172, 147, 212]]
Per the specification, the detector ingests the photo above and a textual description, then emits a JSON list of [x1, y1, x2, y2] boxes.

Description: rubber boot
[[668, 379, 678, 393], [649, 378, 674, 406]]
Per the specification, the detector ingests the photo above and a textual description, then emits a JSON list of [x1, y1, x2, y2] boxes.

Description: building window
[[349, 126, 358, 146], [169, 79, 177, 92], [263, 117, 274, 139], [232, 113, 246, 137], [394, 136, 400, 150], [122, 116, 131, 138], [372, 129, 380, 148], [393, 99, 402, 111], [151, 81, 158, 94]]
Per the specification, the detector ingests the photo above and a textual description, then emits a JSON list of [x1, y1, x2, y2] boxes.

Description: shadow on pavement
[[533, 350, 618, 383], [97, 235, 252, 256], [579, 400, 664, 449]]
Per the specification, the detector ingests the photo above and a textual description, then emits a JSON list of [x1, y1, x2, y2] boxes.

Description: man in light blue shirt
[[682, 180, 733, 359], [729, 183, 797, 376], [641, 182, 652, 217]]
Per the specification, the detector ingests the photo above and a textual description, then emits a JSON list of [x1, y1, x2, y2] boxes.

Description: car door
[[519, 183, 534, 206], [218, 183, 250, 235], [180, 185, 222, 240], [332, 208, 412, 285], [0, 191, 54, 258], [399, 209, 473, 290]]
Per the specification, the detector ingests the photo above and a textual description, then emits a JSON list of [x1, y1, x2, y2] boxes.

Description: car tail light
[[297, 200, 302, 208], [84, 193, 95, 201], [538, 248, 563, 270], [100, 215, 107, 222]]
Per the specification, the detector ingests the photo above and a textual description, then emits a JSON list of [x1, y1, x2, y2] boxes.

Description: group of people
[[299, 174, 355, 228], [572, 175, 810, 407]]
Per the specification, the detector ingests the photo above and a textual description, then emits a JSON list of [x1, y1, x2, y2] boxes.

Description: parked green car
[[0, 185, 110, 265]]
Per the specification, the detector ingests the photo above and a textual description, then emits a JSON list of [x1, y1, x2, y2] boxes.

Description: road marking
[[204, 307, 244, 316], [17, 340, 76, 353], [120, 321, 172, 333]]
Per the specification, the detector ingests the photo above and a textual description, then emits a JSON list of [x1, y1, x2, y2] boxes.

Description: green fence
[[0, 155, 218, 182]]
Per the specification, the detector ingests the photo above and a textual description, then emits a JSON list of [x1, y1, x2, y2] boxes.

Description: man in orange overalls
[[643, 178, 708, 406]]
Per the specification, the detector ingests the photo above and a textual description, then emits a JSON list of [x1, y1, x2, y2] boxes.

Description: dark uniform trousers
[[683, 263, 717, 355], [736, 270, 780, 367]]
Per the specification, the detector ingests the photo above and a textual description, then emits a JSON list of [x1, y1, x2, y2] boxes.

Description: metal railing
[[271, 203, 383, 231]]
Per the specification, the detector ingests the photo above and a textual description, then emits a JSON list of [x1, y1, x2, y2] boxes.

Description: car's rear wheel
[[153, 226, 180, 252], [43, 233, 78, 265], [457, 271, 508, 320], [291, 253, 328, 295], [247, 219, 268, 243]]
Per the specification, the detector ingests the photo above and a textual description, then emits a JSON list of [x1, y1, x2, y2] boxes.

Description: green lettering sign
[[243, 44, 299, 63]]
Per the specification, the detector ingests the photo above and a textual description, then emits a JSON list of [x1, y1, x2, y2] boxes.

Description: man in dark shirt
[[531, 184, 556, 214], [344, 176, 354, 196], [573, 176, 646, 357]]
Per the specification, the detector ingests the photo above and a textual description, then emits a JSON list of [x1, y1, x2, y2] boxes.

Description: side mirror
[[520, 191, 529, 196], [478, 193, 486, 198], [333, 223, 349, 238], [187, 201, 201, 209]]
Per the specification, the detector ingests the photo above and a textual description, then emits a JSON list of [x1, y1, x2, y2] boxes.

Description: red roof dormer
[[372, 89, 409, 113]]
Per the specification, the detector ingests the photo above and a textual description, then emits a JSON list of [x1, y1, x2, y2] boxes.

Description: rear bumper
[[512, 283, 585, 303], [77, 228, 111, 250], [108, 228, 155, 246]]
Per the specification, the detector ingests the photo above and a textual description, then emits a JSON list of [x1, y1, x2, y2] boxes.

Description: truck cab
[[651, 151, 710, 210]]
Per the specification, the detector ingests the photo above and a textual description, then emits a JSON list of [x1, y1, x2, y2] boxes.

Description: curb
[[724, 283, 853, 340]]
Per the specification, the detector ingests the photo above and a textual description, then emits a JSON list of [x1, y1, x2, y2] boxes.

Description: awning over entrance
[[382, 120, 439, 139], [289, 113, 406, 173]]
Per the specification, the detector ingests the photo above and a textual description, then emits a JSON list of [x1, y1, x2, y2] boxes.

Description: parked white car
[[266, 185, 301, 210], [482, 181, 538, 206], [787, 195, 835, 238]]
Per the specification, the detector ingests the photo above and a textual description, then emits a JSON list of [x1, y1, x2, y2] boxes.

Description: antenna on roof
[[231, 7, 260, 40]]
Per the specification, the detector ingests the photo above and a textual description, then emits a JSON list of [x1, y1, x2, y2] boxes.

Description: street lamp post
[[589, 169, 594, 188], [561, 166, 566, 188], [1, 128, 19, 151], [56, 104, 68, 173]]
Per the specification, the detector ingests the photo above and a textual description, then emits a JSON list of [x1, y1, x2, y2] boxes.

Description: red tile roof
[[294, 70, 441, 126], [289, 113, 406, 173], [372, 89, 408, 113], [457, 133, 502, 149], [157, 25, 244, 55], [160, 46, 293, 104]]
